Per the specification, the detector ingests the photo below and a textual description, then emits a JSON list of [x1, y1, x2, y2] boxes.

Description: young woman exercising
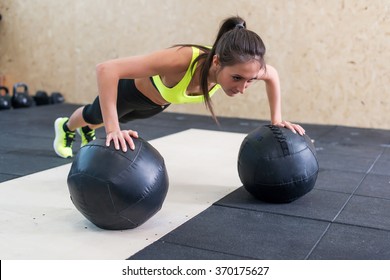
[[53, 16, 305, 158]]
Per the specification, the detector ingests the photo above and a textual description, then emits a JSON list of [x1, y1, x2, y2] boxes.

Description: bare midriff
[[134, 77, 170, 106]]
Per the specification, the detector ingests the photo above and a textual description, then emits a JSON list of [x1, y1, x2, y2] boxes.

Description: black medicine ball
[[67, 138, 169, 230], [238, 125, 319, 203]]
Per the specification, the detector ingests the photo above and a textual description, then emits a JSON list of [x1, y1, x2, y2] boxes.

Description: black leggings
[[82, 79, 170, 125]]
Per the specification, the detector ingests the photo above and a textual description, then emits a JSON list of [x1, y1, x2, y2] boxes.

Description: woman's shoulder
[[171, 44, 211, 55], [139, 46, 192, 74]]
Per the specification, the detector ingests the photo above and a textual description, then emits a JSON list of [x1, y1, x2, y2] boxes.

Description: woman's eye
[[232, 76, 241, 81]]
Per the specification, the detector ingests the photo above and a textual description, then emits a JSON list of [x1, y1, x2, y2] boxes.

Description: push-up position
[[53, 16, 304, 158]]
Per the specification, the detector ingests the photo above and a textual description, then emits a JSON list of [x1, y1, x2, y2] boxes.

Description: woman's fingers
[[119, 135, 128, 152], [293, 124, 305, 136], [105, 131, 126, 151], [125, 130, 138, 150], [123, 131, 134, 151], [106, 130, 139, 152], [112, 135, 121, 151], [105, 133, 112, 147], [273, 121, 305, 136], [129, 130, 138, 138]]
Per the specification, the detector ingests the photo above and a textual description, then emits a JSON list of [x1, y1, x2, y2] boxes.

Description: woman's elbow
[[96, 61, 120, 82], [96, 61, 109, 76]]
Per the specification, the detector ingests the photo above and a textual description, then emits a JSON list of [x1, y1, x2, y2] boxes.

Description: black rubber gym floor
[[1, 103, 389, 260]]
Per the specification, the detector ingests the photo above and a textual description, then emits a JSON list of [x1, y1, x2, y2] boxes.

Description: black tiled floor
[[382, 148, 390, 159], [371, 157, 390, 175], [314, 141, 385, 158], [132, 206, 330, 260], [127, 241, 250, 260], [1, 103, 390, 260], [356, 174, 390, 199], [307, 223, 390, 260], [314, 169, 366, 194], [214, 187, 351, 222], [315, 125, 390, 147], [316, 153, 377, 173], [335, 195, 390, 231]]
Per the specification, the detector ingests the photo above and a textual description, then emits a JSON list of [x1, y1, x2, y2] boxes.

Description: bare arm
[[260, 64, 305, 135], [95, 47, 191, 151], [262, 64, 282, 124]]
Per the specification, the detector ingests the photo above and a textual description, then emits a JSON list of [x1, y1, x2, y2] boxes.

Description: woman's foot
[[53, 117, 76, 158]]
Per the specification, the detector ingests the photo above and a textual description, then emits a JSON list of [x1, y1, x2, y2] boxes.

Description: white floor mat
[[0, 129, 246, 259]]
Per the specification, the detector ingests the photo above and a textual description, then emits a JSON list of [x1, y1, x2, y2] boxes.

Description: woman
[[53, 16, 305, 158]]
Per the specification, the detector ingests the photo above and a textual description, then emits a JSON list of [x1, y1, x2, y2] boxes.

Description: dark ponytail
[[180, 16, 267, 123]]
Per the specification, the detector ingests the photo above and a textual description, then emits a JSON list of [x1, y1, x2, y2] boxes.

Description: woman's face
[[215, 59, 262, 96]]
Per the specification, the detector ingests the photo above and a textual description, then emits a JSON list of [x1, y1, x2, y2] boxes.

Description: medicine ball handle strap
[[268, 125, 290, 156]]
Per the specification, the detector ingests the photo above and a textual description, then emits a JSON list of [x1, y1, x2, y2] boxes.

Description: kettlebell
[[50, 92, 65, 104], [12, 82, 34, 108], [0, 86, 12, 110], [34, 90, 50, 105]]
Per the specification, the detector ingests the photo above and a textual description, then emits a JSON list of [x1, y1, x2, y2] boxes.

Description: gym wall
[[0, 0, 389, 129]]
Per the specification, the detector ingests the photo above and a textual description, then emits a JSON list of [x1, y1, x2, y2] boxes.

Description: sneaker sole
[[53, 118, 73, 159]]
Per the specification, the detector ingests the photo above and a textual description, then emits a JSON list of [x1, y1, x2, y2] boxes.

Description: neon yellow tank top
[[151, 46, 221, 104]]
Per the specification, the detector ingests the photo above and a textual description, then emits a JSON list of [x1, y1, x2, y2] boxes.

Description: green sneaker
[[77, 126, 96, 147], [53, 117, 76, 158]]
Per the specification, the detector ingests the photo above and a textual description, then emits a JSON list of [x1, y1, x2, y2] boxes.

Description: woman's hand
[[273, 120, 305, 136], [106, 129, 139, 152]]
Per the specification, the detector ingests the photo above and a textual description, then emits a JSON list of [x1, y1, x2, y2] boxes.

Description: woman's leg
[[54, 99, 103, 158], [67, 106, 103, 131], [64, 106, 101, 148], [54, 79, 166, 158]]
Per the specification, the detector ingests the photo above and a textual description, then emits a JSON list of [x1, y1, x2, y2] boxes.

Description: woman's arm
[[263, 64, 282, 125], [95, 46, 191, 151], [261, 64, 305, 135]]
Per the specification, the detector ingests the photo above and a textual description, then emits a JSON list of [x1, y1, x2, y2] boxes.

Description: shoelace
[[84, 131, 96, 142], [65, 132, 76, 147]]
